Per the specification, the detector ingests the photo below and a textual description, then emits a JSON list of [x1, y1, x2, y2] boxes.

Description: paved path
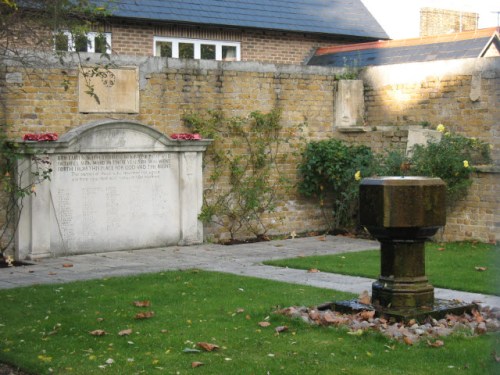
[[1, 236, 499, 308]]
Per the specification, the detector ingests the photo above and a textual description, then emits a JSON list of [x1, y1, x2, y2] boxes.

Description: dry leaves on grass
[[258, 321, 271, 327], [133, 300, 151, 307], [118, 329, 133, 336], [474, 266, 487, 271], [427, 340, 445, 348], [192, 361, 204, 368], [134, 311, 155, 320], [308, 268, 320, 273], [403, 336, 413, 346], [89, 329, 107, 336], [275, 326, 288, 333], [197, 342, 220, 352]]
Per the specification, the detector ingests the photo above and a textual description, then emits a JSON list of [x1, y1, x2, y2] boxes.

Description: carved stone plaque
[[78, 67, 139, 113]]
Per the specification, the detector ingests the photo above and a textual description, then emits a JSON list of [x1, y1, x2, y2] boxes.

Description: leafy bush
[[404, 129, 491, 205], [298, 139, 380, 231], [298, 126, 491, 232]]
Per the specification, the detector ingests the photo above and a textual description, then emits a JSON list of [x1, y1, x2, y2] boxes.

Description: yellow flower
[[354, 171, 361, 181], [463, 160, 469, 168], [436, 124, 445, 133]]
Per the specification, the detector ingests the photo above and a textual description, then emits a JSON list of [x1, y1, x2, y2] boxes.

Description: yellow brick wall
[[362, 59, 499, 243], [108, 20, 365, 65], [1, 56, 498, 244]]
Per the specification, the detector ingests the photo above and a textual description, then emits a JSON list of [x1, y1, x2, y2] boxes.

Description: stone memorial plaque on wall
[[15, 121, 212, 259], [50, 152, 179, 253], [78, 67, 139, 113]]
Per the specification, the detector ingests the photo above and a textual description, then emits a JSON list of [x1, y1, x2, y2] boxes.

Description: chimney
[[420, 8, 478, 36]]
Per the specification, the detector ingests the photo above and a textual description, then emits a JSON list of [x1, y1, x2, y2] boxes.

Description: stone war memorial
[[15, 120, 211, 260]]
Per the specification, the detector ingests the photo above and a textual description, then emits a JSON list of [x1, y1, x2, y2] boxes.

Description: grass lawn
[[264, 242, 500, 296], [0, 270, 499, 374]]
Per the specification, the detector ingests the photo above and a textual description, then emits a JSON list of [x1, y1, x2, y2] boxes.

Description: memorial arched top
[[20, 120, 211, 154]]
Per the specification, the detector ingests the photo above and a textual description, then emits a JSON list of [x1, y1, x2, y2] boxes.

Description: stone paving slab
[[1, 236, 499, 309]]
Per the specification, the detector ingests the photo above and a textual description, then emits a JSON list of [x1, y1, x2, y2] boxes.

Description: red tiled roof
[[315, 27, 500, 56]]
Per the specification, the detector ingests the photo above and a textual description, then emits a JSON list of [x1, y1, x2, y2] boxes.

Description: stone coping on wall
[[475, 165, 500, 173]]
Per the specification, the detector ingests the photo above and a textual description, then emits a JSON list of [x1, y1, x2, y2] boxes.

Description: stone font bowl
[[359, 176, 446, 241]]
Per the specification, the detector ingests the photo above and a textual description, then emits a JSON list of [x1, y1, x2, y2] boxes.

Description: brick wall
[[420, 8, 478, 37], [107, 20, 367, 65], [361, 58, 500, 243], [1, 55, 499, 244]]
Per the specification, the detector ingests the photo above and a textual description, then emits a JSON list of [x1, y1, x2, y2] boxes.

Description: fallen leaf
[[89, 330, 107, 336], [359, 310, 375, 320], [135, 311, 155, 320], [105, 358, 114, 365], [358, 290, 371, 305], [317, 236, 326, 241], [96, 318, 105, 322], [38, 354, 52, 363], [308, 268, 320, 273], [182, 348, 201, 354], [471, 309, 484, 323], [493, 352, 500, 363], [347, 329, 364, 336], [62, 263, 73, 268], [197, 342, 219, 352], [475, 266, 487, 272], [192, 361, 204, 368], [427, 340, 444, 348], [437, 247, 445, 251], [403, 336, 413, 346], [275, 326, 288, 333], [236, 308, 245, 314], [160, 329, 169, 334], [258, 321, 271, 327], [48, 272, 57, 276], [133, 300, 151, 307], [118, 329, 133, 336]]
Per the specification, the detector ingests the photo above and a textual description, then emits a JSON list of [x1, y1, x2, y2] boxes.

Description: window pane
[[179, 42, 194, 59], [74, 33, 89, 52], [55, 33, 69, 51], [95, 34, 108, 54], [156, 41, 172, 57], [201, 44, 216, 60], [222, 45, 237, 61]]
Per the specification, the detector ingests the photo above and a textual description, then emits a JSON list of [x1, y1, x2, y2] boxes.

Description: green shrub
[[298, 139, 380, 231], [404, 129, 491, 205], [298, 126, 491, 232]]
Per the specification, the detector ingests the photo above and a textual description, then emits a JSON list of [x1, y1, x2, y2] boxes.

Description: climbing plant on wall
[[184, 109, 304, 242]]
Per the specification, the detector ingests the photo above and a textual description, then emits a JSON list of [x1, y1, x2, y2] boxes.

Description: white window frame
[[153, 37, 240, 61], [56, 31, 112, 54]]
